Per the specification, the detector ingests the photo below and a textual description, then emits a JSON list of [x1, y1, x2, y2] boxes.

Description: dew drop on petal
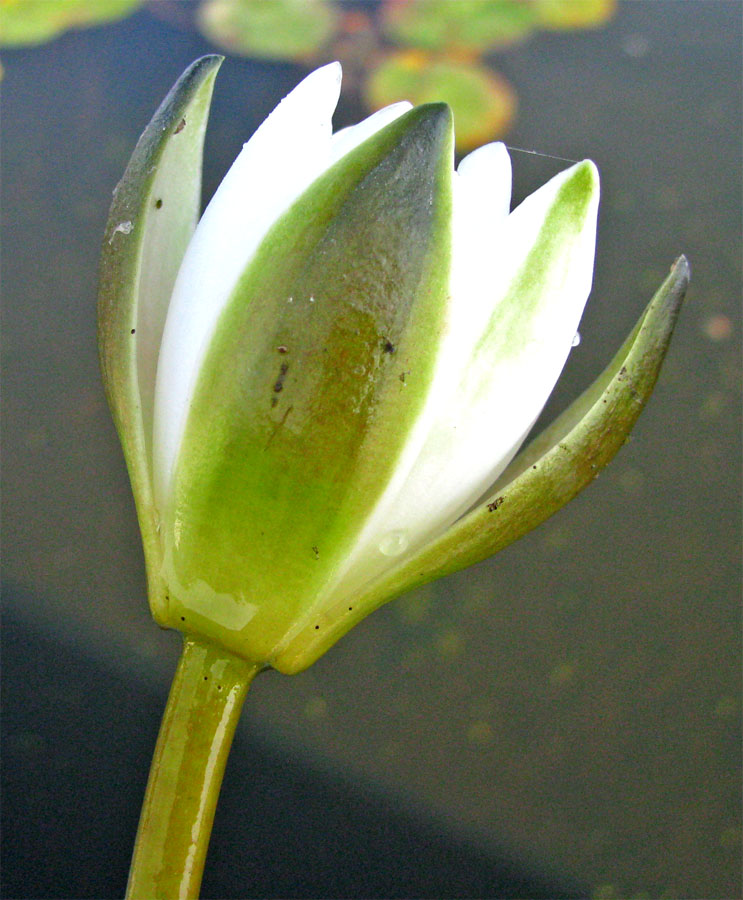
[[571, 332, 581, 347], [378, 529, 409, 557]]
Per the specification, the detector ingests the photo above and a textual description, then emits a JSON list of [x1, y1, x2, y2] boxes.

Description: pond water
[[2, 2, 741, 898]]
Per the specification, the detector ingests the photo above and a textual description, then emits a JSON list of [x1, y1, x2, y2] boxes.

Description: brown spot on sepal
[[273, 362, 289, 393], [487, 497, 504, 512], [174, 118, 186, 134]]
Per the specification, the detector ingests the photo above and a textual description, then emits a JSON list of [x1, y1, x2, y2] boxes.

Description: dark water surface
[[2, 2, 741, 898]]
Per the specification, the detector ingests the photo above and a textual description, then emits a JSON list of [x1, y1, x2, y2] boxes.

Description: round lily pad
[[198, 0, 338, 61], [381, 0, 538, 52], [366, 53, 516, 151], [534, 0, 616, 30], [0, 0, 141, 47]]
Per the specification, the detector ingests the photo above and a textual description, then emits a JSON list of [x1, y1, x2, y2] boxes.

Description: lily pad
[[381, 0, 538, 52], [534, 0, 616, 30], [0, 0, 142, 47], [198, 0, 338, 61], [366, 53, 516, 150]]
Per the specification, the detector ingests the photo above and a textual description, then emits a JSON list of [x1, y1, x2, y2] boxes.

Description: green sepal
[[161, 104, 454, 664], [276, 256, 690, 673], [97, 55, 223, 622]]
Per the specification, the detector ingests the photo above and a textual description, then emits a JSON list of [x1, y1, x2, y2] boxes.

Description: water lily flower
[[100, 57, 688, 900], [99, 56, 689, 676]]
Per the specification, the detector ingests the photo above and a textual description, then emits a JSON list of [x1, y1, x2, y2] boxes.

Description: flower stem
[[126, 635, 260, 900]]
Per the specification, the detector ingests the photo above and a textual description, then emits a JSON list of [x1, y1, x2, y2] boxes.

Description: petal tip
[[673, 253, 691, 282], [553, 158, 600, 218], [289, 61, 343, 111], [656, 254, 690, 325], [195, 53, 225, 67], [573, 158, 600, 192], [411, 102, 454, 142], [318, 60, 342, 85], [457, 140, 511, 172]]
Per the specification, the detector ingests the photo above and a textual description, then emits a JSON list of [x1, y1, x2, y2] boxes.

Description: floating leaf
[[0, 0, 142, 47], [381, 0, 538, 53], [198, 0, 338, 61], [366, 53, 516, 151], [534, 0, 616, 30]]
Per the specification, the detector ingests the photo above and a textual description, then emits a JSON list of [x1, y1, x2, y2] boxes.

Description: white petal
[[448, 142, 513, 355], [153, 63, 342, 507], [457, 141, 512, 221], [392, 160, 600, 539]]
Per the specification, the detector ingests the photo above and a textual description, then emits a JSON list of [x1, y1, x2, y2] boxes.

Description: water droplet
[[571, 332, 581, 347], [378, 529, 409, 557]]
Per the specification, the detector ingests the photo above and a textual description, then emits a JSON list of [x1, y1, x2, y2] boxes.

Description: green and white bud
[[99, 57, 687, 673]]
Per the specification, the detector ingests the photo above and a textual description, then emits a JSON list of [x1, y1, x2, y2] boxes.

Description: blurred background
[[1, 1, 741, 898]]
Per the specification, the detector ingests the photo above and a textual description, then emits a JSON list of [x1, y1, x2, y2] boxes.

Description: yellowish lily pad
[[0, 0, 141, 47], [381, 0, 538, 52], [198, 0, 338, 61], [366, 53, 516, 150], [534, 0, 616, 30]]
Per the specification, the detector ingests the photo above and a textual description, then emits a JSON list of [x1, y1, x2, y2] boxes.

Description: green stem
[[126, 635, 260, 900]]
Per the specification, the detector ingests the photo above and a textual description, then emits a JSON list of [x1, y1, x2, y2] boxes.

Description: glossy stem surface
[[126, 635, 260, 900]]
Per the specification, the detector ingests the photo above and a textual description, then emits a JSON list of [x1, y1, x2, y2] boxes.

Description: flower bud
[[99, 57, 688, 673]]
